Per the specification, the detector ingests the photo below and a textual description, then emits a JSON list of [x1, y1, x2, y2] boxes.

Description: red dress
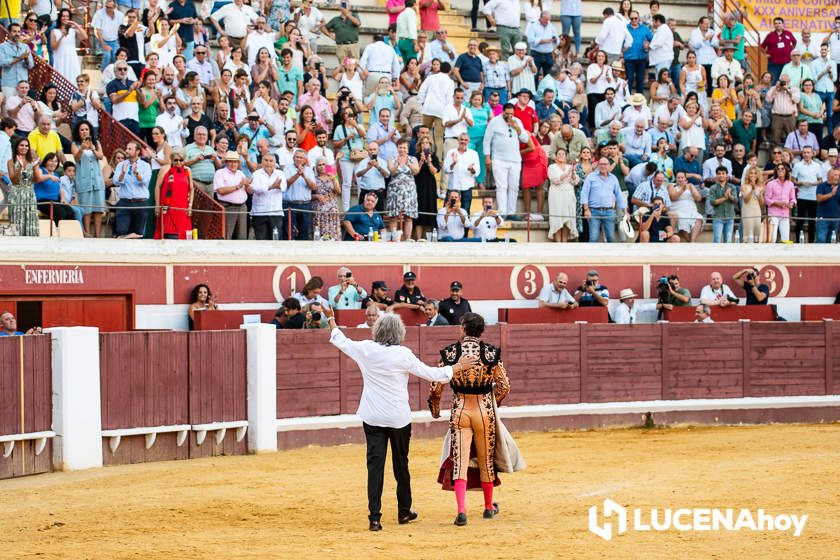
[[520, 133, 548, 189], [154, 166, 193, 239]]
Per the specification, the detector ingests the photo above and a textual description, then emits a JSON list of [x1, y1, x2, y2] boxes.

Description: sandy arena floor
[[1, 423, 838, 560]]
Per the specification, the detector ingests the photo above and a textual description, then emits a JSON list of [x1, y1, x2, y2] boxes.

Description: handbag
[[349, 148, 367, 162]]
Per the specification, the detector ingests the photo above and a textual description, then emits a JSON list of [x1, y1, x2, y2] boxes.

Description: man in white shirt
[[247, 153, 287, 240], [699, 271, 738, 307], [508, 42, 538, 96], [417, 63, 455, 160], [441, 89, 474, 166], [471, 196, 504, 241], [155, 95, 189, 149], [537, 272, 577, 308], [792, 145, 825, 243], [611, 289, 638, 324], [822, 17, 840, 77], [307, 129, 336, 172], [294, 0, 325, 54], [594, 87, 623, 132], [360, 34, 402, 97], [186, 44, 220, 88], [695, 304, 714, 323], [274, 129, 298, 171], [327, 311, 475, 532], [437, 190, 470, 241], [483, 0, 521, 58], [689, 16, 719, 96], [596, 7, 632, 62], [711, 45, 743, 84], [622, 118, 652, 167], [355, 305, 380, 328], [483, 105, 530, 218], [812, 44, 837, 126], [92, 0, 123, 72], [210, 0, 258, 47], [443, 133, 479, 213], [648, 14, 674, 75], [429, 29, 457, 66]]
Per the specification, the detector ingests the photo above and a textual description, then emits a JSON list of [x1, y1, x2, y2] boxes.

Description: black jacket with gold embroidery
[[428, 337, 510, 416]]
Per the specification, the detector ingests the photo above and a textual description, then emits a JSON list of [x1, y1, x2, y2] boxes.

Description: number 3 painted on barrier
[[509, 265, 550, 300]]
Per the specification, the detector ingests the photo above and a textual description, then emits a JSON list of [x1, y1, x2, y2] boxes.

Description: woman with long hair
[[226, 45, 251, 85], [386, 138, 420, 241], [104, 148, 127, 209], [617, 0, 633, 22], [757, 71, 774, 142], [649, 137, 674, 181], [176, 71, 205, 116], [37, 84, 69, 152], [738, 74, 764, 131], [678, 101, 707, 160], [294, 276, 330, 308], [413, 136, 439, 240], [798, 79, 826, 139], [20, 12, 47, 58], [333, 59, 366, 103], [150, 18, 181, 69], [548, 148, 578, 242], [188, 284, 217, 330], [467, 90, 492, 187], [7, 137, 39, 236], [399, 57, 422, 98], [215, 35, 233, 71], [705, 102, 732, 154], [765, 164, 796, 243], [296, 105, 318, 151], [50, 8, 87, 82], [138, 70, 162, 145], [33, 152, 75, 224], [312, 158, 341, 240], [574, 146, 594, 239], [250, 47, 277, 94], [145, 126, 171, 237], [679, 51, 707, 107], [332, 106, 366, 212], [154, 148, 194, 240], [649, 68, 676, 115], [740, 165, 765, 243], [71, 121, 107, 237], [585, 50, 613, 129]]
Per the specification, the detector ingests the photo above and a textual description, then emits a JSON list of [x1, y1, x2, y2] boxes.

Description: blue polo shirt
[[674, 156, 703, 186], [455, 53, 483, 83], [624, 24, 653, 61], [343, 204, 385, 240], [817, 182, 840, 218]]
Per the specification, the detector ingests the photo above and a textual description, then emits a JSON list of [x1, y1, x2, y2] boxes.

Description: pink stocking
[[454, 479, 467, 514], [482, 482, 494, 510]]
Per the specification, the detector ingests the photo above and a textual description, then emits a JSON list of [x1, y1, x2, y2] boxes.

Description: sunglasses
[[26, 18, 37, 22], [117, 67, 128, 71], [172, 158, 184, 162]]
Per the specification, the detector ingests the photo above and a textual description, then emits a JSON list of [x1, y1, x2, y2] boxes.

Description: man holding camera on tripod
[[732, 267, 770, 305], [654, 274, 692, 314]]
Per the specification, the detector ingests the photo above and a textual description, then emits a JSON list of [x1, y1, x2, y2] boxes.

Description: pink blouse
[[386, 0, 406, 26], [764, 178, 796, 218]]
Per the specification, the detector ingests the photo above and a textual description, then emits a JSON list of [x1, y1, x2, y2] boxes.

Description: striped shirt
[[767, 85, 800, 116]]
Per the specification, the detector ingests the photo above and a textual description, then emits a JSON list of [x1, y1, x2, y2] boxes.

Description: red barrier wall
[[99, 330, 247, 465], [0, 335, 52, 479], [276, 321, 840, 421], [499, 307, 610, 324], [665, 305, 777, 322], [801, 305, 840, 321]]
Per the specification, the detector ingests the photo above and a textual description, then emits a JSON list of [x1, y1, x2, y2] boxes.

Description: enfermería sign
[[24, 269, 85, 285]]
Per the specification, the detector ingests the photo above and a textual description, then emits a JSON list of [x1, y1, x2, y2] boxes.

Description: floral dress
[[573, 162, 593, 236], [267, 0, 291, 29], [313, 174, 340, 240], [385, 157, 419, 219], [9, 161, 39, 236]]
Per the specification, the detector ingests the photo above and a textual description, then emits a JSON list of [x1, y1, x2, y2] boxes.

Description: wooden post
[[825, 319, 834, 396], [741, 319, 752, 398], [578, 322, 588, 403]]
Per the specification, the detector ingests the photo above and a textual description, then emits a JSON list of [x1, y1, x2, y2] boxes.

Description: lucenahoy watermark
[[589, 498, 807, 541]]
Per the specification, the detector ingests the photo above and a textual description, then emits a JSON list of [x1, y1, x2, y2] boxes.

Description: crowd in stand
[[0, 0, 840, 242]]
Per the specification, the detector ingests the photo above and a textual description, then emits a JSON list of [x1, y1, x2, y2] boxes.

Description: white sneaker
[[529, 213, 544, 221]]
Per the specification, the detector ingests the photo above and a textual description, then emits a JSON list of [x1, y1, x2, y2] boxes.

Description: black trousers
[[795, 198, 817, 243], [252, 214, 285, 240], [363, 422, 412, 522], [37, 201, 76, 225]]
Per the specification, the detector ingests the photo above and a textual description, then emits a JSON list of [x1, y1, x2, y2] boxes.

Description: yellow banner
[[737, 0, 840, 33]]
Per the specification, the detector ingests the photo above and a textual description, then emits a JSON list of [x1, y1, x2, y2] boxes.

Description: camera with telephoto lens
[[657, 276, 671, 304], [311, 311, 322, 322], [746, 272, 756, 282]]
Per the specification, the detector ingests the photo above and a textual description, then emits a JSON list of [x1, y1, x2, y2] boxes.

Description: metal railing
[[710, 0, 763, 78]]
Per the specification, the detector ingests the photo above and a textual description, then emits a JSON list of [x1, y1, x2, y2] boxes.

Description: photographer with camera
[[436, 191, 469, 241], [471, 196, 504, 241], [699, 271, 739, 307], [328, 267, 368, 310], [574, 270, 610, 307], [638, 196, 679, 243], [767, 73, 800, 147], [732, 267, 770, 305], [655, 274, 692, 318], [538, 272, 577, 309], [302, 302, 329, 329]]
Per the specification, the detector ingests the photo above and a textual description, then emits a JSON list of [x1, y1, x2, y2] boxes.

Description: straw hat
[[629, 93, 646, 106], [619, 288, 638, 300], [224, 151, 240, 161]]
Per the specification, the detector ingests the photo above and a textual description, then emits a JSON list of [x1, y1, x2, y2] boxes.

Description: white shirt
[[482, 114, 529, 163], [621, 105, 652, 128], [711, 57, 743, 83], [483, 0, 521, 28], [443, 147, 479, 191], [611, 302, 636, 324], [508, 54, 537, 94], [792, 159, 826, 201], [211, 3, 258, 38], [471, 211, 501, 240], [295, 6, 324, 41], [828, 31, 840, 63], [250, 167, 287, 214], [586, 63, 615, 94], [596, 15, 632, 55], [649, 24, 674, 66], [307, 145, 336, 168], [329, 327, 453, 428], [554, 75, 577, 102], [418, 72, 455, 119], [699, 284, 737, 304], [360, 41, 402, 78], [155, 111, 189, 148], [274, 146, 296, 170], [436, 207, 469, 240], [246, 30, 278, 66], [689, 27, 719, 65], [92, 8, 122, 42], [442, 104, 473, 138], [537, 284, 575, 305]]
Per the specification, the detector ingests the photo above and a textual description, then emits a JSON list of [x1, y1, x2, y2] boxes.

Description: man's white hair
[[372, 313, 405, 346]]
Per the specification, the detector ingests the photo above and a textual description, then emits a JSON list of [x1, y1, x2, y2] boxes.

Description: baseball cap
[[403, 271, 417, 280], [450, 281, 463, 290], [372, 280, 389, 290]]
